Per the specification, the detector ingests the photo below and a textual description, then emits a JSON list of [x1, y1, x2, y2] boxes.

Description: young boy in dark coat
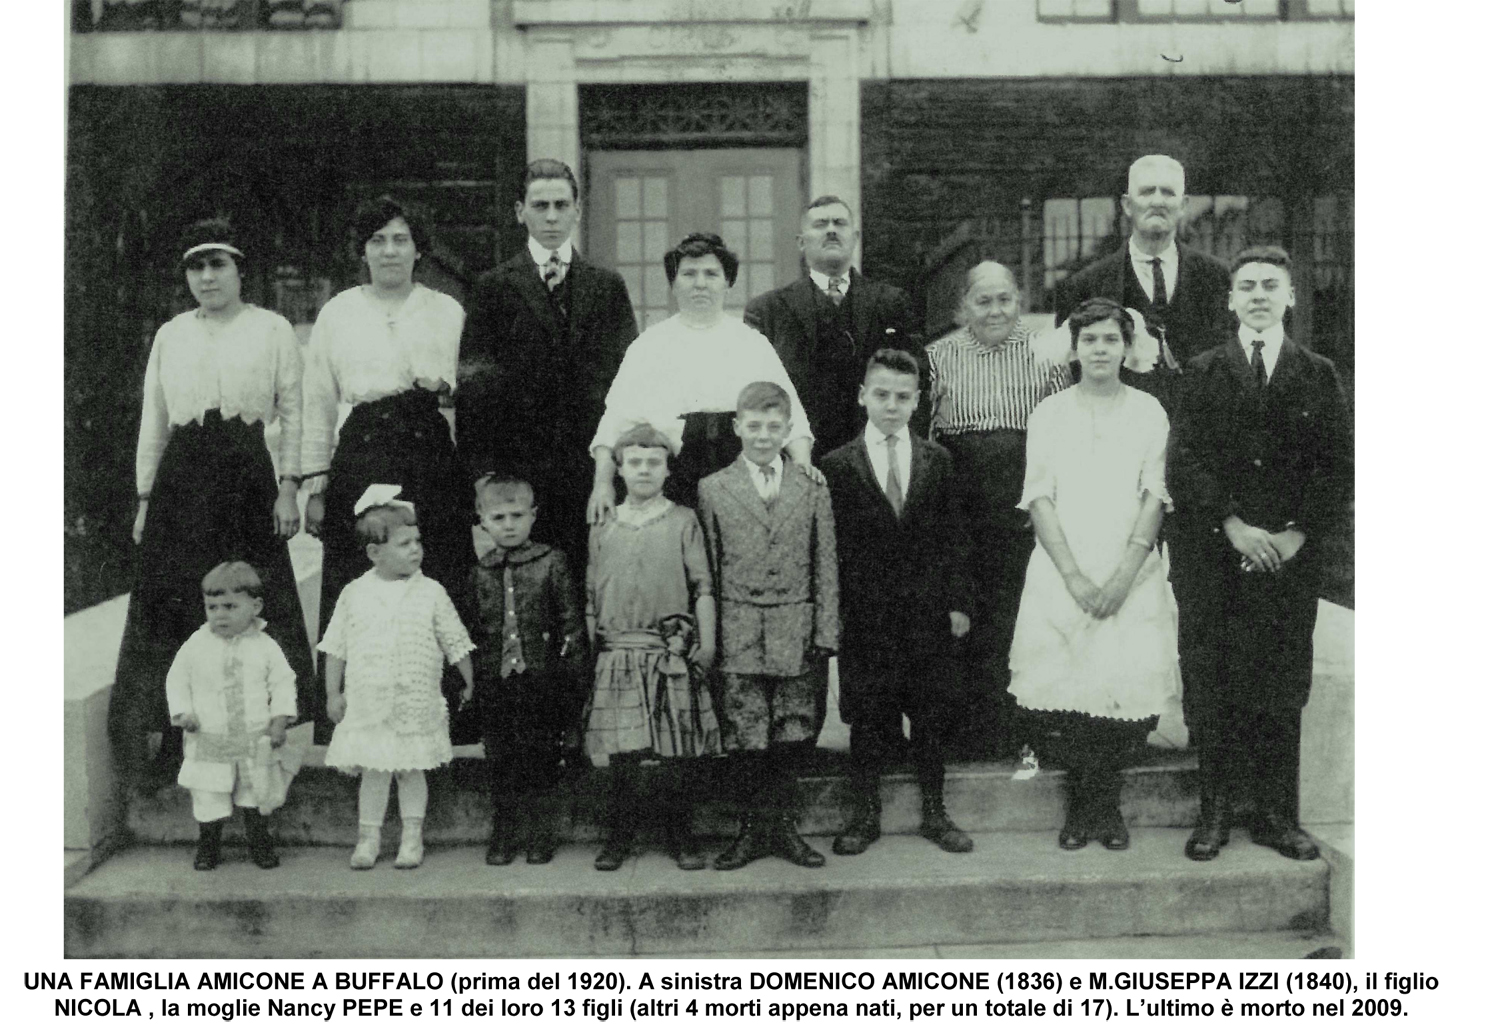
[[698, 381, 839, 871], [467, 475, 588, 865], [821, 349, 975, 856], [1169, 246, 1352, 862]]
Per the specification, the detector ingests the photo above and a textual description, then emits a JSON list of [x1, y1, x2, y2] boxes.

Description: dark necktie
[[1149, 257, 1169, 308], [827, 276, 846, 307], [543, 252, 563, 291], [1251, 340, 1267, 393], [883, 435, 904, 517]]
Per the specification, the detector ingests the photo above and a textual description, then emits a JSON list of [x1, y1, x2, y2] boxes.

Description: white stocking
[[358, 770, 393, 828]]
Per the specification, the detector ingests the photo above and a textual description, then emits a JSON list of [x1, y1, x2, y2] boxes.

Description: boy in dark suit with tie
[[821, 349, 975, 856], [697, 382, 839, 871], [1169, 246, 1352, 862]]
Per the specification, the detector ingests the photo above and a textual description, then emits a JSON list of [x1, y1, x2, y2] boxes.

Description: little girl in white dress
[[322, 486, 475, 869]]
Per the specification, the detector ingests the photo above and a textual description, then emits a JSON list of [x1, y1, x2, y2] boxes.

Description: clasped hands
[[1062, 569, 1135, 621], [1224, 517, 1305, 574]]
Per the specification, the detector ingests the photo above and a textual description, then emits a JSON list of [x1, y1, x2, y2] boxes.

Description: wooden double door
[[586, 148, 805, 329]]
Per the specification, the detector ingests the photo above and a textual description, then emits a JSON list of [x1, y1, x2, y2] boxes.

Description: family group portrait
[[60, 0, 1356, 962]]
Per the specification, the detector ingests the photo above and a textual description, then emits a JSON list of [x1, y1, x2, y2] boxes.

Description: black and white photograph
[[52, 0, 1376, 979]]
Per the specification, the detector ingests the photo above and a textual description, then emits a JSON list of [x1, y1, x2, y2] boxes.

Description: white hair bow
[[354, 484, 416, 518], [1032, 307, 1161, 374]]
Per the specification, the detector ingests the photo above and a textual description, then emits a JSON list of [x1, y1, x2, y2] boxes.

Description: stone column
[[809, 27, 862, 264], [524, 30, 582, 246]]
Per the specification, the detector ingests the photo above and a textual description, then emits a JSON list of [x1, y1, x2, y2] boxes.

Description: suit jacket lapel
[[785, 277, 820, 348], [565, 254, 595, 347], [1223, 334, 1262, 402], [849, 268, 874, 354], [849, 438, 889, 513], [903, 436, 929, 515], [1266, 335, 1307, 406], [508, 250, 562, 338], [722, 460, 772, 528], [771, 458, 807, 530]]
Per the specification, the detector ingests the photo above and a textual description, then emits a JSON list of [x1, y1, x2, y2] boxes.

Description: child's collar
[[479, 539, 549, 568]]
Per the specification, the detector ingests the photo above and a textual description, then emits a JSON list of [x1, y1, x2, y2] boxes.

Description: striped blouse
[[926, 324, 1071, 437]]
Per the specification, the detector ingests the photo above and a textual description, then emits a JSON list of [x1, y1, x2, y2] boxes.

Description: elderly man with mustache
[[1054, 155, 1233, 413], [745, 195, 923, 459]]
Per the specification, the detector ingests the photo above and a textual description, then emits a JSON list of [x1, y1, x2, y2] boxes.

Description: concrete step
[[126, 752, 1200, 846], [65, 828, 1326, 958]]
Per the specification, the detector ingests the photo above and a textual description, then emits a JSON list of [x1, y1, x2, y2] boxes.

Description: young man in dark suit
[[745, 196, 923, 457], [456, 159, 638, 573], [1054, 155, 1233, 412], [1169, 246, 1352, 863], [821, 349, 975, 856]]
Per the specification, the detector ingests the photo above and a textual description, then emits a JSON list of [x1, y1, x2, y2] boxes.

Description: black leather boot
[[242, 809, 280, 869], [193, 818, 225, 871], [1185, 786, 1231, 861]]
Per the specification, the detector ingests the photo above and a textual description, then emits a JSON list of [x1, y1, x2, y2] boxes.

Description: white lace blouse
[[135, 305, 303, 495], [300, 284, 465, 484]]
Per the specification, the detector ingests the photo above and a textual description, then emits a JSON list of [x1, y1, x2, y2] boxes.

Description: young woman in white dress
[[1008, 297, 1181, 852]]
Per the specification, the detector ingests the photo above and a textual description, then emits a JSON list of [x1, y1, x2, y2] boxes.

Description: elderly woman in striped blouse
[[925, 261, 1071, 758]]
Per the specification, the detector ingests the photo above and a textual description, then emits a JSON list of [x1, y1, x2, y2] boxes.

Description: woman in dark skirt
[[585, 233, 819, 521], [302, 196, 470, 740], [109, 219, 314, 791]]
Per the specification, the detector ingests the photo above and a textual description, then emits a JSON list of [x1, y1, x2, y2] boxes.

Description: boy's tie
[[759, 463, 778, 506], [1251, 339, 1267, 390], [883, 434, 904, 517]]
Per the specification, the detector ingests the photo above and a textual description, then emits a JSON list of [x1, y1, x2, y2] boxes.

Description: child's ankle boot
[[394, 816, 426, 869], [242, 809, 280, 869], [350, 824, 381, 870], [193, 819, 225, 871]]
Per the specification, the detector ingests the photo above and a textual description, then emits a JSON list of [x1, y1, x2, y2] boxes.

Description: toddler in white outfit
[[322, 485, 475, 869], [166, 561, 298, 871]]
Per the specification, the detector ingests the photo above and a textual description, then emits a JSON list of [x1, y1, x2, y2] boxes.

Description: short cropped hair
[[803, 194, 853, 221], [201, 560, 263, 598], [1068, 297, 1135, 347], [663, 232, 739, 288], [522, 159, 580, 202], [1126, 154, 1186, 194], [866, 347, 920, 382], [612, 423, 675, 466], [355, 503, 419, 548], [1230, 244, 1293, 279], [351, 195, 432, 255], [178, 217, 242, 269], [475, 474, 536, 510], [736, 381, 792, 417]]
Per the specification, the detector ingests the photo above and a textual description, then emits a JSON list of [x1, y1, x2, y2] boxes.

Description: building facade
[[65, 0, 1354, 611]]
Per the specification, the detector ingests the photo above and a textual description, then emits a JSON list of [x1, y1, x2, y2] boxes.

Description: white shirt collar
[[1128, 238, 1178, 273], [527, 237, 575, 267], [809, 268, 852, 296], [863, 421, 910, 449], [1238, 322, 1285, 378], [742, 453, 783, 499]]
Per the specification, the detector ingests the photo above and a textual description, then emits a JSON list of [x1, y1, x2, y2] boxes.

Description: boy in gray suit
[[697, 381, 839, 870]]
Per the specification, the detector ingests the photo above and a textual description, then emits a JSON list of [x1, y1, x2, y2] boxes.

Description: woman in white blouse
[[586, 233, 818, 519], [110, 218, 314, 790], [300, 196, 469, 737]]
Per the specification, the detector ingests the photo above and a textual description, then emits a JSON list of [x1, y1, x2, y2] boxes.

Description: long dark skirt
[[662, 410, 739, 511], [939, 428, 1032, 759], [109, 411, 315, 788], [315, 388, 472, 739]]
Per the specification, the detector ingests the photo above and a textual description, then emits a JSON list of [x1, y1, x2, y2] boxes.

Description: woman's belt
[[598, 629, 668, 651]]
